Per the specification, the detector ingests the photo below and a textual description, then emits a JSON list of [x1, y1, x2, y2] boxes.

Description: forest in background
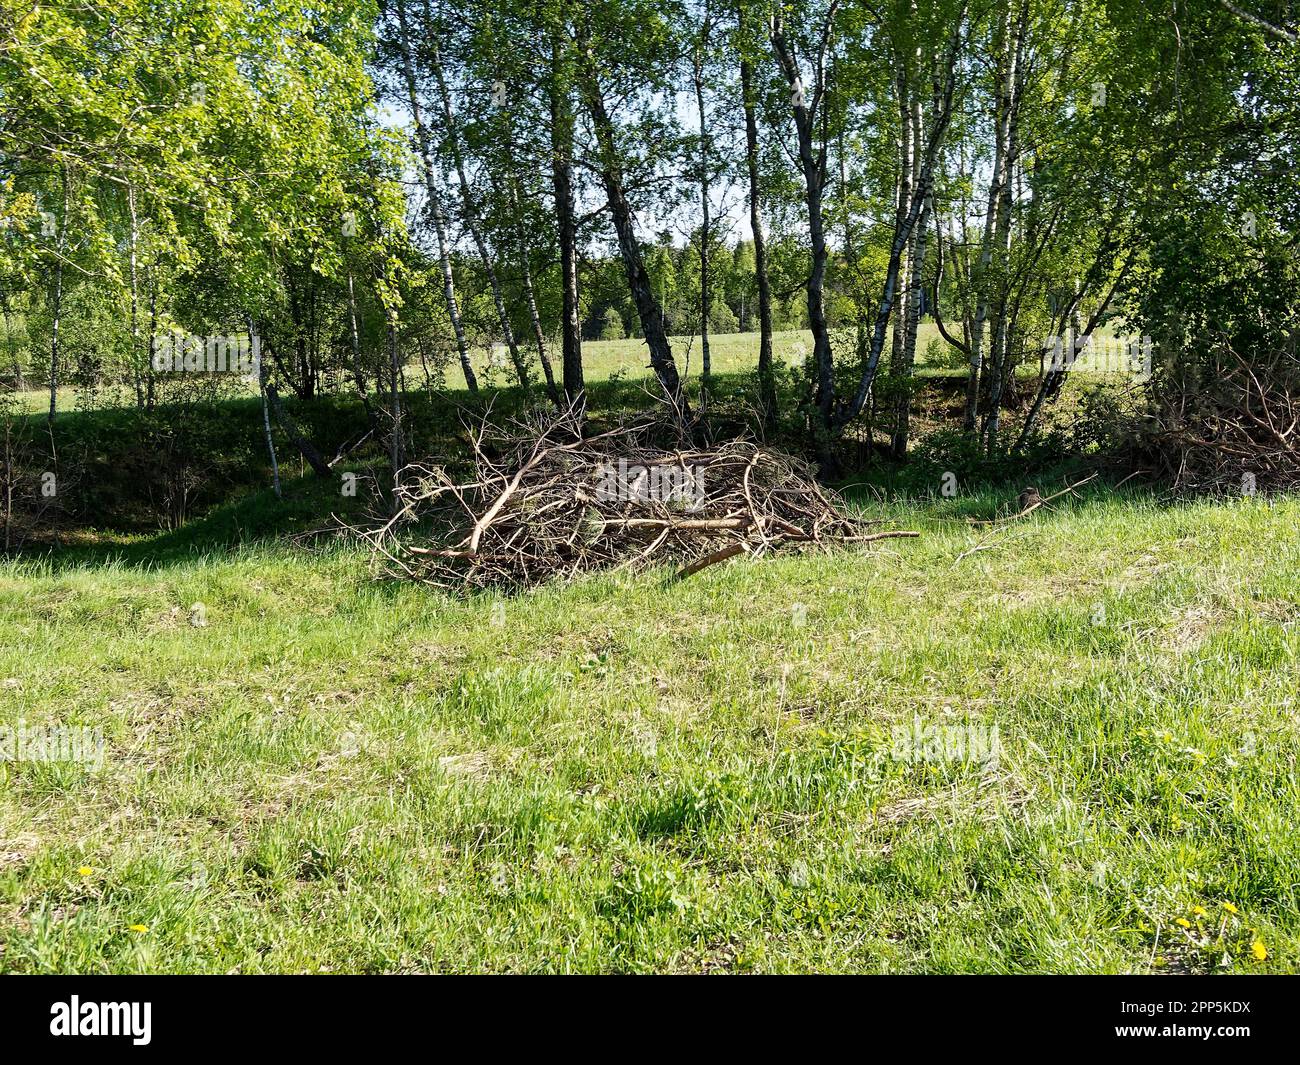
[[0, 0, 1297, 538], [4, 0, 1300, 980]]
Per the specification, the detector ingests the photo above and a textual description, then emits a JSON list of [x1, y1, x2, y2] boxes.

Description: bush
[[708, 301, 739, 334], [924, 333, 968, 371], [600, 307, 625, 341]]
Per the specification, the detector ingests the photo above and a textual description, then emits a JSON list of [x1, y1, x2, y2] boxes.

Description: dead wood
[[357, 408, 917, 590]]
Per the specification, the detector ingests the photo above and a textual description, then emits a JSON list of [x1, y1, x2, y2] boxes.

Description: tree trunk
[[393, 0, 477, 393], [741, 54, 776, 423], [893, 195, 932, 458], [345, 269, 380, 427], [265, 383, 331, 477], [387, 308, 405, 507], [252, 315, 282, 499], [770, 15, 833, 433], [511, 184, 560, 407], [692, 28, 713, 396], [893, 71, 934, 459], [286, 272, 312, 401], [48, 166, 69, 424], [889, 59, 915, 401], [427, 35, 531, 393], [577, 46, 689, 419], [980, 0, 1029, 452], [551, 38, 585, 411], [146, 260, 157, 411], [837, 11, 966, 429], [963, 3, 1019, 433], [127, 183, 144, 409]]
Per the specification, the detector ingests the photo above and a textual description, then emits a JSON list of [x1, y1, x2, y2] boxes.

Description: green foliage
[[599, 307, 626, 341]]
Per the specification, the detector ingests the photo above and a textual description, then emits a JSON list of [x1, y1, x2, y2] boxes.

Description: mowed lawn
[[2, 488, 1297, 973]]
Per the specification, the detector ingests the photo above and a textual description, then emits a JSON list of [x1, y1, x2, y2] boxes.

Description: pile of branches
[[362, 412, 916, 589], [1139, 344, 1300, 493]]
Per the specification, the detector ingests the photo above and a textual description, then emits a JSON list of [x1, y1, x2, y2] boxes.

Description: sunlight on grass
[[2, 490, 1296, 973], [11, 323, 1138, 413]]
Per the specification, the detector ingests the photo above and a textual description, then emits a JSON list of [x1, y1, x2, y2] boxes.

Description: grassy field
[[469, 323, 1127, 387], [2, 481, 1297, 973], [7, 323, 1131, 413]]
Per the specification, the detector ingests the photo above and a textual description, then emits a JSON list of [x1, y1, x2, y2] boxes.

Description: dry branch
[[1138, 345, 1300, 494], [359, 409, 916, 590]]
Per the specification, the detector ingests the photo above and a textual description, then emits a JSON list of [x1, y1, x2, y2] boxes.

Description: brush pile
[[362, 413, 916, 589], [1141, 345, 1300, 493]]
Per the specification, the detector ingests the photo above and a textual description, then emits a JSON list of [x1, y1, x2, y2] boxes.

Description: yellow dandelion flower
[[1175, 917, 1191, 929], [77, 866, 93, 876], [127, 924, 148, 934], [1192, 905, 1208, 917], [1250, 939, 1268, 961], [1223, 901, 1239, 915]]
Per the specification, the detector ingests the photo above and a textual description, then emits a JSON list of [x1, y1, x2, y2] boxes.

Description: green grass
[[2, 483, 1297, 973], [462, 323, 1127, 386], [8, 323, 1131, 412]]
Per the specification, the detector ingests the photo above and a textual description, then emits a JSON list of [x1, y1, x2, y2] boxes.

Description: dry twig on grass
[[969, 472, 1100, 526]]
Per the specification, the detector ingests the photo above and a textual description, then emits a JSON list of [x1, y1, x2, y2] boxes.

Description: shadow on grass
[[13, 472, 368, 572], [5, 368, 1162, 572]]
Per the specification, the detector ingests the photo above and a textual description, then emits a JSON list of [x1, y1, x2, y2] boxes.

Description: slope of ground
[[1, 487, 1295, 973]]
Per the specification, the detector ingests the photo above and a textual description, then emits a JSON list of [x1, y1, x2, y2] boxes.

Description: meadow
[[1, 456, 1295, 972], [5, 0, 1294, 984], [7, 322, 1131, 414]]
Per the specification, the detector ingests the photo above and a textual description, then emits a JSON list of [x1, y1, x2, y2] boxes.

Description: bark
[[893, 192, 932, 458], [47, 166, 69, 424], [930, 196, 971, 360], [837, 11, 966, 429], [1013, 244, 1132, 453], [889, 58, 915, 391], [741, 53, 776, 423], [963, 3, 1019, 432], [980, 0, 1030, 452], [146, 260, 157, 411], [387, 307, 405, 505], [511, 183, 560, 407], [265, 382, 331, 477], [692, 20, 713, 393], [769, 11, 834, 431], [427, 34, 531, 393], [576, 40, 689, 418], [393, 0, 477, 393], [896, 65, 937, 457], [285, 272, 312, 401], [551, 38, 584, 409], [127, 183, 144, 409], [431, 188, 478, 392], [1218, 0, 1298, 42], [345, 269, 380, 427], [252, 315, 282, 499]]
